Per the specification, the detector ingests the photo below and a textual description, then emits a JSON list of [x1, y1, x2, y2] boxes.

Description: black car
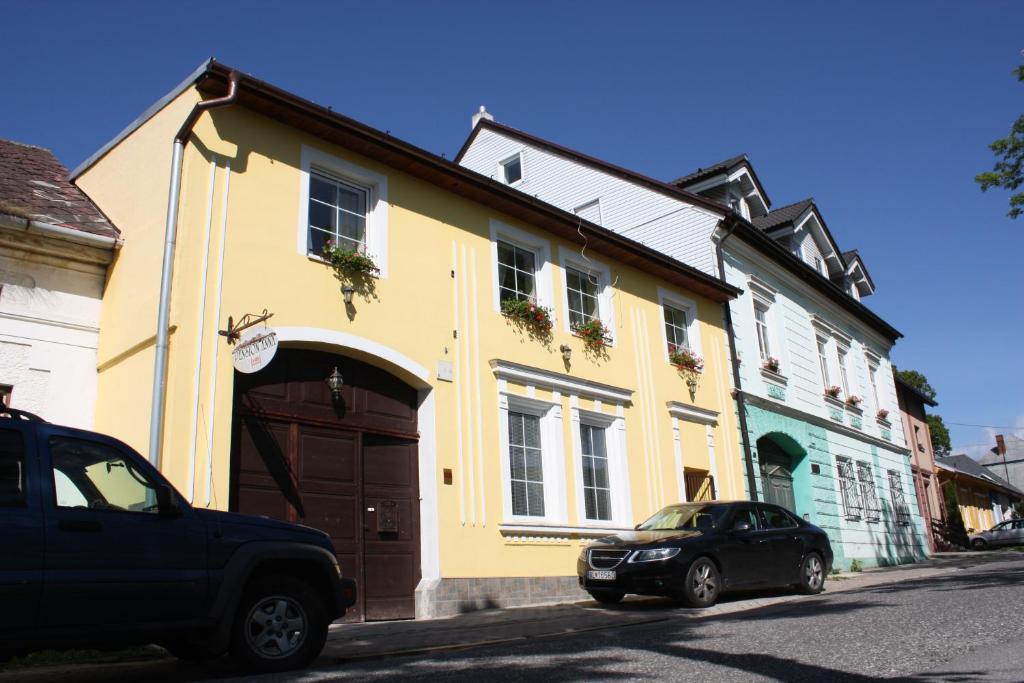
[[1, 409, 356, 673], [578, 501, 833, 607]]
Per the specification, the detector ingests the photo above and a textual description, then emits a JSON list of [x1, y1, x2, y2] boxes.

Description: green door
[[759, 441, 796, 512]]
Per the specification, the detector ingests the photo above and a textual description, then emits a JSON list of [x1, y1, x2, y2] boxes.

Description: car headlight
[[630, 547, 681, 563], [579, 547, 590, 562]]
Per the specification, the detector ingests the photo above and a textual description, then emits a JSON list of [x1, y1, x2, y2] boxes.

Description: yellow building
[[73, 61, 744, 620]]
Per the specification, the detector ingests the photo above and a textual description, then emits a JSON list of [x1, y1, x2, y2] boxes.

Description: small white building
[[0, 139, 119, 427]]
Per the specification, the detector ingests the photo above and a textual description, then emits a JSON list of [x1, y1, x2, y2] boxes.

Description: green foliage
[[893, 367, 937, 401], [943, 484, 970, 548], [976, 64, 1024, 219], [501, 298, 553, 341], [849, 559, 863, 573], [927, 414, 952, 457], [321, 243, 379, 277], [1014, 501, 1024, 519], [668, 345, 704, 373], [572, 318, 611, 352]]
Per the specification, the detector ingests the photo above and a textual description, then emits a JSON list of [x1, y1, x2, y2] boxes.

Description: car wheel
[[971, 538, 987, 551], [797, 553, 826, 595], [229, 576, 328, 673], [588, 590, 625, 605], [680, 557, 721, 608]]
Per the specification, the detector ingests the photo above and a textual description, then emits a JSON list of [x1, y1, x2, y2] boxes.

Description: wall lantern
[[325, 367, 344, 399], [686, 376, 698, 400], [559, 344, 572, 363], [341, 285, 355, 305]]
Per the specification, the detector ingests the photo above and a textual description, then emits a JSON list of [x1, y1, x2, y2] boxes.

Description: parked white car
[[969, 519, 1024, 550]]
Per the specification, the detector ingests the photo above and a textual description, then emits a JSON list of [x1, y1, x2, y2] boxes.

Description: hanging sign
[[232, 326, 278, 374]]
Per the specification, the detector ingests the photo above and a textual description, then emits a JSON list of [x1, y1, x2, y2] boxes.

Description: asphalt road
[[281, 558, 1024, 683]]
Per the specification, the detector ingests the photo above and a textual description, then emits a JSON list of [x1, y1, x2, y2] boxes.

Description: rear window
[[0, 428, 25, 505]]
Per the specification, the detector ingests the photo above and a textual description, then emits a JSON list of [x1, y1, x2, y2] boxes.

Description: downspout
[[148, 70, 241, 467], [715, 217, 759, 501]]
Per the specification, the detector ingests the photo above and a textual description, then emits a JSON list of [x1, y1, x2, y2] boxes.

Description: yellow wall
[[77, 90, 745, 579]]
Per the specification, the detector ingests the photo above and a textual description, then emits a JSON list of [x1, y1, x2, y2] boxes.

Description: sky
[[1, 1, 1021, 457]]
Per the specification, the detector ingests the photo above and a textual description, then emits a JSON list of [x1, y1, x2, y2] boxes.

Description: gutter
[[715, 217, 759, 501], [0, 213, 122, 251], [148, 69, 240, 468]]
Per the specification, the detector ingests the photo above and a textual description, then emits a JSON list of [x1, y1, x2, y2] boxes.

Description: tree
[[976, 64, 1024, 219], [927, 414, 952, 457], [894, 367, 937, 401], [942, 484, 970, 547]]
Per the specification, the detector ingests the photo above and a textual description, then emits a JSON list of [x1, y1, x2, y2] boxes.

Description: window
[[0, 428, 25, 506], [565, 267, 600, 329], [867, 361, 880, 411], [731, 506, 760, 530], [837, 347, 850, 398], [836, 457, 862, 518], [754, 303, 772, 362], [500, 154, 523, 185], [573, 199, 602, 225], [49, 437, 160, 514], [580, 423, 611, 521], [817, 336, 831, 389], [507, 412, 545, 517], [684, 468, 716, 502], [497, 241, 537, 303], [307, 172, 369, 254], [814, 256, 825, 276], [664, 305, 690, 354], [760, 506, 799, 529], [857, 462, 881, 522], [0, 385, 11, 408], [888, 471, 911, 525]]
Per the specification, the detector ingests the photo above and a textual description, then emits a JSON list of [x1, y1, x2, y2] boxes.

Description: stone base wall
[[415, 576, 587, 619]]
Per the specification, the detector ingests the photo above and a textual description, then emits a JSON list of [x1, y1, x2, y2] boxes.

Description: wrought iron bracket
[[219, 309, 274, 345]]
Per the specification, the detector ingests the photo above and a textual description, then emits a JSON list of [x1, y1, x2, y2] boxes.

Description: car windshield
[[637, 504, 728, 531]]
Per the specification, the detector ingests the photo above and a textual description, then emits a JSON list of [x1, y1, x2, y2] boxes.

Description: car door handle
[[58, 519, 103, 533]]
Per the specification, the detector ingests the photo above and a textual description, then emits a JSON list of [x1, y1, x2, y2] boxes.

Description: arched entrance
[[230, 348, 420, 622], [756, 434, 802, 512]]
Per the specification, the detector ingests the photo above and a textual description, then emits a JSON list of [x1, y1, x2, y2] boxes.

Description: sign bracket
[[219, 309, 273, 346]]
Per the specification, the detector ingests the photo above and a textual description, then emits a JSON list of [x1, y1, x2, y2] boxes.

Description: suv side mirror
[[156, 484, 182, 519], [732, 521, 752, 532]]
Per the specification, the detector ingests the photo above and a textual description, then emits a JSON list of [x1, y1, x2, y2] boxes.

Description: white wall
[[0, 254, 103, 428], [459, 127, 723, 275]]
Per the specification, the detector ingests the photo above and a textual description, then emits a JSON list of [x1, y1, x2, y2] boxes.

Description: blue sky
[[2, 1, 1021, 455]]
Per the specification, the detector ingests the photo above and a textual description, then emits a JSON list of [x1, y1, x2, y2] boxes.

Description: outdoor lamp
[[560, 344, 572, 363], [341, 285, 355, 305], [686, 376, 698, 400], [325, 367, 344, 399]]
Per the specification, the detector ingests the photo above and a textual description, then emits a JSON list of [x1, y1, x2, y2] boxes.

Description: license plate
[[587, 570, 616, 581]]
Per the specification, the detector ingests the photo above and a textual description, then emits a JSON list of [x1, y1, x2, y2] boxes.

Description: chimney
[[471, 105, 493, 129], [996, 434, 1006, 455]]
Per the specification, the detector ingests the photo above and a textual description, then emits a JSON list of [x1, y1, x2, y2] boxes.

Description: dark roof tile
[[670, 154, 749, 187], [751, 198, 814, 231]]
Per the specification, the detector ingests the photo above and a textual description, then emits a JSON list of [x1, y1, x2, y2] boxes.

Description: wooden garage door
[[231, 349, 420, 621]]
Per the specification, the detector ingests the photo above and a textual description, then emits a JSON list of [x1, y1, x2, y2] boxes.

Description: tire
[[971, 538, 987, 551], [797, 553, 826, 595], [161, 638, 222, 663], [229, 576, 328, 674], [588, 590, 625, 605], [679, 557, 721, 608]]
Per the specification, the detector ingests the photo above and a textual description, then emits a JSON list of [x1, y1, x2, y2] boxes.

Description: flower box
[[668, 345, 704, 374], [761, 357, 780, 374], [572, 319, 612, 352], [501, 298, 553, 339]]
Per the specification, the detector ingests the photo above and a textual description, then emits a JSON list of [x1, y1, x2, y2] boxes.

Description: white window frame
[[573, 199, 602, 225], [747, 276, 779, 372], [857, 461, 882, 522], [559, 248, 614, 343], [497, 392, 566, 525], [753, 302, 772, 364], [498, 152, 524, 187], [867, 357, 881, 413], [816, 335, 832, 392], [837, 345, 851, 398], [490, 220, 554, 315], [570, 409, 629, 527], [658, 288, 702, 363], [297, 145, 389, 278]]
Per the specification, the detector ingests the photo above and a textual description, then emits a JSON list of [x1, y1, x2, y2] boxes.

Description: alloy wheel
[[691, 561, 717, 602], [244, 595, 308, 660], [805, 555, 823, 590]]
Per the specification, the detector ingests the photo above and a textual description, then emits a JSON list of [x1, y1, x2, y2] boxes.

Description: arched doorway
[[757, 435, 797, 511], [230, 348, 420, 622]]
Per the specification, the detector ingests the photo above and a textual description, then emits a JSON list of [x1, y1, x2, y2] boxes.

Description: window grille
[[889, 470, 911, 525], [836, 458, 862, 518], [857, 462, 881, 521]]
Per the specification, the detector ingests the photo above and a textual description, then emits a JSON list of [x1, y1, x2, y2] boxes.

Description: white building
[[0, 138, 119, 427]]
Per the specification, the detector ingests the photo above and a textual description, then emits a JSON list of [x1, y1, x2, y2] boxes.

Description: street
[[5, 555, 1024, 682]]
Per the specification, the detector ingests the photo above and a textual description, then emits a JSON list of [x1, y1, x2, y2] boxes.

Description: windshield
[[637, 504, 728, 531]]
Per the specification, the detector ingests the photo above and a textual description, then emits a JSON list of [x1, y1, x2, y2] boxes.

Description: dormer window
[[814, 256, 826, 276], [500, 154, 523, 185]]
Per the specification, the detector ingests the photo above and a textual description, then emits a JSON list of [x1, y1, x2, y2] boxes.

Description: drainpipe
[[715, 217, 759, 501], [148, 70, 241, 467]]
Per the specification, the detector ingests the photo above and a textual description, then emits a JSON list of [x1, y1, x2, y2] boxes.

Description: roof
[[453, 114, 901, 343], [978, 434, 1024, 465], [670, 153, 772, 209], [751, 198, 815, 231], [0, 139, 118, 238], [72, 60, 740, 304], [843, 249, 876, 292], [893, 373, 938, 407], [454, 118, 732, 217], [937, 454, 1024, 497]]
